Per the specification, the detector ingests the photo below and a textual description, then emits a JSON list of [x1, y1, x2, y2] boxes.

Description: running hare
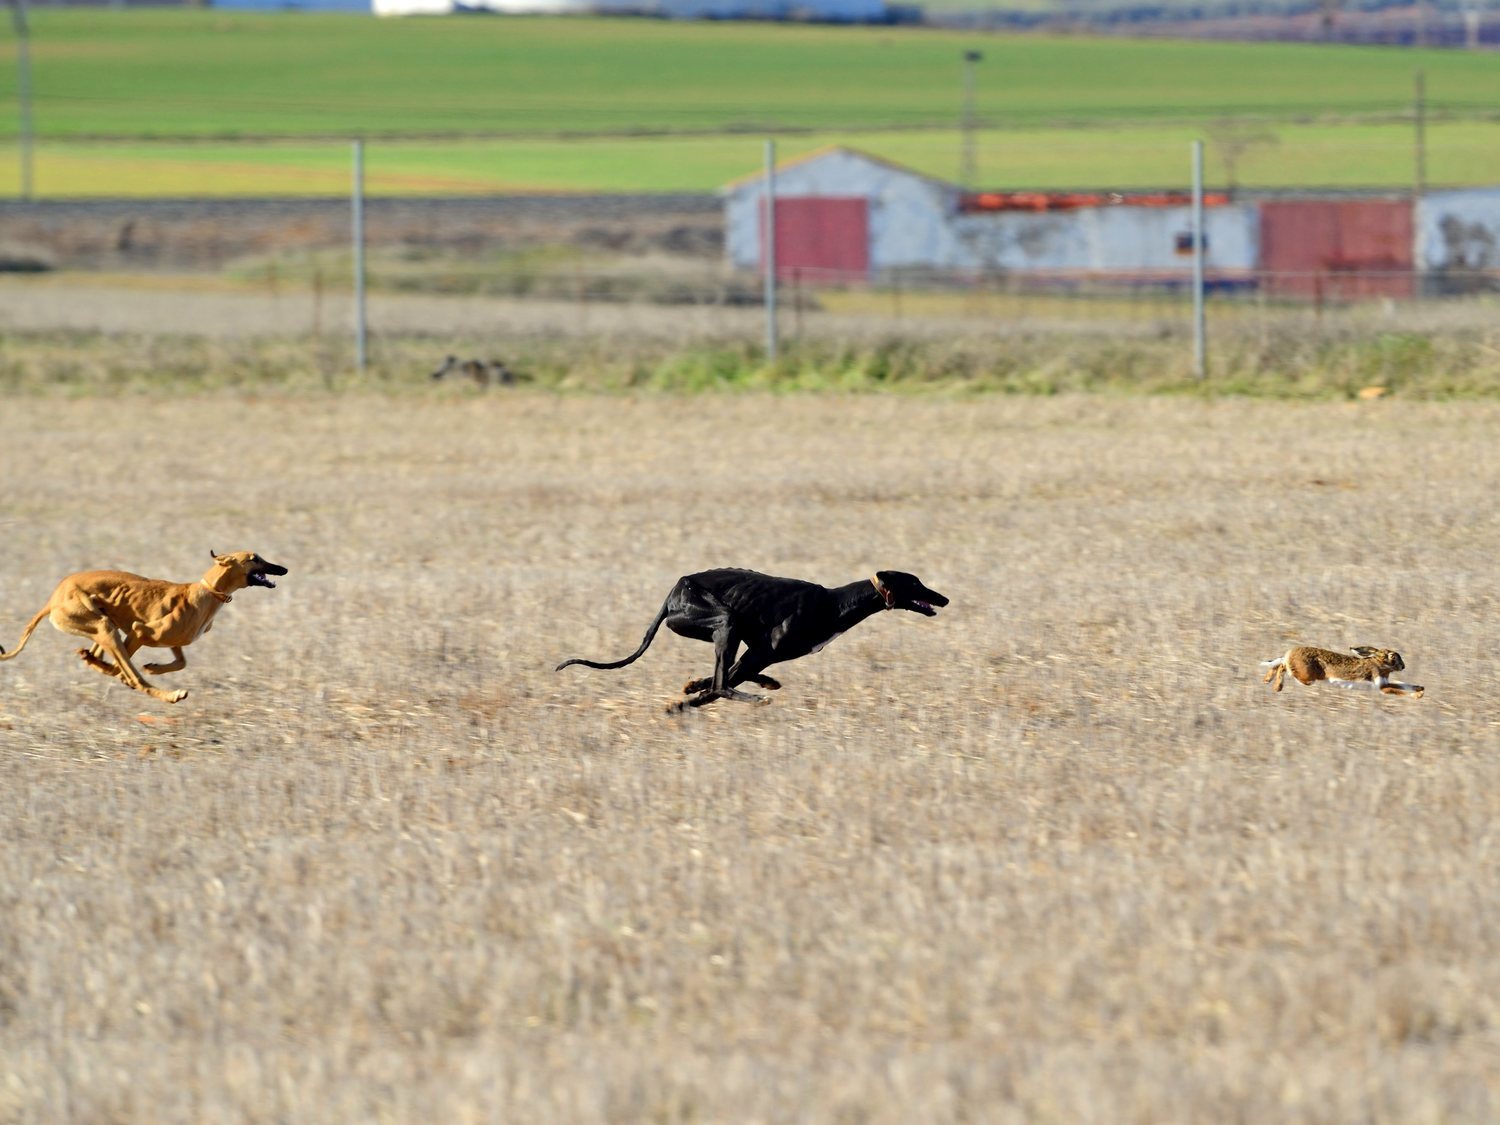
[[430, 355, 516, 388], [1261, 645, 1423, 697]]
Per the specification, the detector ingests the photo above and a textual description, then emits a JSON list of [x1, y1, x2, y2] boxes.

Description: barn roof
[[720, 146, 958, 192]]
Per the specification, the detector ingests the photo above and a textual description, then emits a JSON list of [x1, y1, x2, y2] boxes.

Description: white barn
[[724, 146, 1259, 281], [723, 147, 967, 280]]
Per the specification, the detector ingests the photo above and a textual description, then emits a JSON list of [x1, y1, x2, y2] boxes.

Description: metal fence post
[[1191, 139, 1206, 380], [764, 139, 777, 364], [352, 139, 367, 375]]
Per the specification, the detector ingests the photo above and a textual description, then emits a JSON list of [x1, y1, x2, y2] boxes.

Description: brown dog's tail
[[0, 606, 50, 662]]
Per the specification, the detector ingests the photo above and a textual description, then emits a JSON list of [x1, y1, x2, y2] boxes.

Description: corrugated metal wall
[[761, 197, 869, 282], [951, 204, 1258, 275], [1259, 200, 1414, 299]]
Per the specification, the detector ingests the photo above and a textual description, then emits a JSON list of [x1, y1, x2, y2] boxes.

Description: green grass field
[[7, 12, 1497, 137], [1, 12, 1498, 193], [1, 120, 1495, 194]]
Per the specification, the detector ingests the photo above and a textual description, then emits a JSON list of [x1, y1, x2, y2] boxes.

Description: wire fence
[[2, 134, 1499, 386]]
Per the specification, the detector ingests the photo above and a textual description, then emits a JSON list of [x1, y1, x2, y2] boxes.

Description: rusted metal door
[[1260, 200, 1414, 299]]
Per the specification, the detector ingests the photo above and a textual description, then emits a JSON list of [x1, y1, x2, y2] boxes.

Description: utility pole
[[8, 0, 34, 201], [960, 50, 983, 189], [1413, 70, 1427, 296], [763, 139, 777, 364], [352, 139, 366, 375], [1414, 69, 1427, 197]]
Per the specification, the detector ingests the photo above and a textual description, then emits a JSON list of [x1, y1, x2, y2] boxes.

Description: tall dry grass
[[1, 392, 1498, 1122]]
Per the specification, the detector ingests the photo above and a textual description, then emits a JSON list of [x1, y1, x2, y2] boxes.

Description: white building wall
[[951, 204, 1259, 273], [1418, 187, 1500, 272], [724, 149, 958, 271]]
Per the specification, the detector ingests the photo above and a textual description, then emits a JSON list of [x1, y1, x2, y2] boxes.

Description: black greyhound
[[556, 568, 948, 712]]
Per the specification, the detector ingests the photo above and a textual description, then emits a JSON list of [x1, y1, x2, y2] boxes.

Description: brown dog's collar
[[201, 581, 232, 604], [871, 575, 894, 609]]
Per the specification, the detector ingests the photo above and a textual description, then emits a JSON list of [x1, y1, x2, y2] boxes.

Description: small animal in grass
[[0, 550, 288, 704], [430, 355, 516, 388], [556, 568, 948, 713], [1260, 645, 1423, 697]]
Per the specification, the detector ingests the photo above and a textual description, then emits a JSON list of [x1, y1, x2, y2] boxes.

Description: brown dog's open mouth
[[248, 564, 288, 589]]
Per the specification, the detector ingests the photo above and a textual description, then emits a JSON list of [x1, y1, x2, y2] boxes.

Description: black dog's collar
[[871, 575, 894, 609]]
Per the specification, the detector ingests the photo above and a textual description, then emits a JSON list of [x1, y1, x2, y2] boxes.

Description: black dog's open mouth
[[910, 599, 939, 616]]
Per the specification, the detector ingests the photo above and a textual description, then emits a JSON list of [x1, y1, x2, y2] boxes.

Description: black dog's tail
[[556, 597, 672, 672]]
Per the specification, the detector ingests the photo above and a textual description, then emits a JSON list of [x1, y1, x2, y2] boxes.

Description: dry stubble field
[[1, 391, 1498, 1122]]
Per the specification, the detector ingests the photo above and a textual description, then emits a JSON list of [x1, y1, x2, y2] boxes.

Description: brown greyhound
[[0, 550, 287, 704]]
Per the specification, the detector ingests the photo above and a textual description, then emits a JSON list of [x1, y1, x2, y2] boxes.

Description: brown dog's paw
[[167, 689, 188, 704]]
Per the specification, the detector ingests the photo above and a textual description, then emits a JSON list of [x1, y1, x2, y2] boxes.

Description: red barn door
[[1260, 200, 1414, 299], [761, 196, 869, 284]]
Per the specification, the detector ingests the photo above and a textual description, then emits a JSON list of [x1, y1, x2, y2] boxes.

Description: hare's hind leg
[[1261, 657, 1287, 691]]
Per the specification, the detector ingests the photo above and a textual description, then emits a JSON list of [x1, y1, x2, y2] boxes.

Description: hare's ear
[[1350, 645, 1380, 658]]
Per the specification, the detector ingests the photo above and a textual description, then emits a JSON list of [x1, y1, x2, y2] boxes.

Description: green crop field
[[1, 11, 1497, 192], [2, 119, 1497, 195], [7, 12, 1499, 137]]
